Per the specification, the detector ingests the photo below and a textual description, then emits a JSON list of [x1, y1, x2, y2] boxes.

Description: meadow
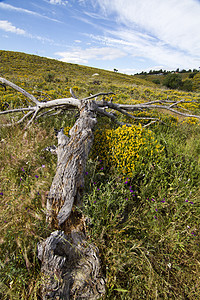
[[0, 50, 200, 299]]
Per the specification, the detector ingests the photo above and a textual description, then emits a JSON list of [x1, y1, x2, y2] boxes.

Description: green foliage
[[180, 79, 193, 91], [43, 71, 56, 82], [0, 123, 57, 299], [163, 73, 183, 89], [192, 73, 200, 91], [83, 121, 200, 299], [152, 78, 160, 85]]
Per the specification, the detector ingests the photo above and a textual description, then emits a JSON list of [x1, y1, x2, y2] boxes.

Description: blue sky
[[1, 0, 200, 74]]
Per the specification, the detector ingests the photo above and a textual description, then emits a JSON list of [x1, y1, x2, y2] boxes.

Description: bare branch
[[82, 92, 115, 101], [0, 77, 40, 105], [169, 99, 185, 108], [143, 120, 158, 128], [0, 78, 199, 129], [0, 107, 34, 115], [25, 107, 40, 128], [95, 106, 124, 126], [70, 88, 78, 99], [1, 111, 34, 127]]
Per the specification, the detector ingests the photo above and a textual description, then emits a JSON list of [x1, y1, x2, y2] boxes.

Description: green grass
[[82, 121, 200, 299], [0, 50, 200, 299]]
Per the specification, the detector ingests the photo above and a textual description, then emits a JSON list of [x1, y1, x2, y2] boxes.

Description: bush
[[91, 124, 164, 178], [152, 78, 160, 85], [180, 79, 193, 91], [163, 73, 182, 89], [44, 71, 56, 82]]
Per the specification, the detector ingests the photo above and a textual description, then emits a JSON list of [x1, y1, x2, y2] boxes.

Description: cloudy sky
[[1, 0, 200, 74]]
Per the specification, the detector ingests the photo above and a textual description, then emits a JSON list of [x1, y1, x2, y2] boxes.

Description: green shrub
[[152, 78, 160, 85], [163, 73, 183, 89], [180, 79, 193, 91], [43, 71, 56, 82]]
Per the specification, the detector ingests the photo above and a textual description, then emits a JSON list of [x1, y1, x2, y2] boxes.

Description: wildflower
[[93, 200, 96, 204], [42, 164, 45, 168], [167, 263, 172, 269], [154, 216, 157, 219], [35, 175, 39, 178], [97, 188, 100, 191], [0, 192, 3, 196], [155, 209, 158, 212], [126, 198, 128, 201], [185, 199, 188, 202], [85, 172, 88, 175], [190, 202, 194, 204], [191, 232, 196, 236], [161, 199, 165, 203], [151, 198, 155, 202], [20, 178, 22, 181], [100, 167, 103, 170], [93, 182, 96, 185], [21, 168, 25, 172]]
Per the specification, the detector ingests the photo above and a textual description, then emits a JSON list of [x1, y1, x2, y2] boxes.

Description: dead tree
[[0, 77, 200, 299]]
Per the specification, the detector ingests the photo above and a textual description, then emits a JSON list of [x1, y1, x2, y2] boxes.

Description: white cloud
[[56, 47, 126, 64], [91, 0, 200, 69], [49, 0, 68, 5], [0, 2, 61, 22], [0, 20, 57, 45], [0, 20, 26, 35]]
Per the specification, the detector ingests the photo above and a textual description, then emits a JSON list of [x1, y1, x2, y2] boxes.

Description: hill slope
[[0, 50, 200, 300]]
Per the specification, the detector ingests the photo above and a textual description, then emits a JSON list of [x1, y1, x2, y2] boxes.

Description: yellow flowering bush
[[92, 124, 164, 178], [182, 117, 199, 125]]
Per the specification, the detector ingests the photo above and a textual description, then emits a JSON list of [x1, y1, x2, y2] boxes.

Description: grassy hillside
[[0, 51, 200, 299]]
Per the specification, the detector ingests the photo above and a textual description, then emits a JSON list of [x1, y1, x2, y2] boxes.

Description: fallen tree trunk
[[46, 100, 97, 227], [1, 77, 200, 299], [37, 100, 106, 299]]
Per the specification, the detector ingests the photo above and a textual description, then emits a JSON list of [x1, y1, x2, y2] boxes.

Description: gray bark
[[46, 100, 97, 227], [38, 100, 105, 299], [38, 230, 105, 299]]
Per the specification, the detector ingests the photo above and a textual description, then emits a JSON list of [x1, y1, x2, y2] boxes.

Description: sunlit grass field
[[0, 50, 200, 299]]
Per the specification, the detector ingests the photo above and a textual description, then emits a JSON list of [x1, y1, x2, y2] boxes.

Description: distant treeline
[[135, 68, 200, 76]]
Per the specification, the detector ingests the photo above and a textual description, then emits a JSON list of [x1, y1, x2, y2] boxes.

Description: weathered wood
[[38, 100, 106, 299], [38, 229, 105, 299], [46, 100, 97, 227]]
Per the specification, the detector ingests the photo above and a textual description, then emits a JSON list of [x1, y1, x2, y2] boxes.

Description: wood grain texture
[[46, 100, 97, 227], [38, 224, 105, 299]]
